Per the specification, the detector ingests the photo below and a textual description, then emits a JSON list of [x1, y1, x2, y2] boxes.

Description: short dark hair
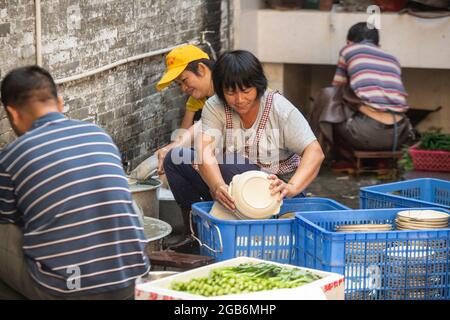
[[347, 22, 379, 46], [212, 50, 268, 104], [1, 65, 58, 109], [185, 58, 214, 76]]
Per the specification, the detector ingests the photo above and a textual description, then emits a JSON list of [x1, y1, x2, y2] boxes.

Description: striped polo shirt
[[332, 41, 409, 112], [0, 112, 150, 297]]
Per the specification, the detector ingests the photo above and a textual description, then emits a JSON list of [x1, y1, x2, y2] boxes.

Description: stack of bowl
[[395, 210, 449, 230]]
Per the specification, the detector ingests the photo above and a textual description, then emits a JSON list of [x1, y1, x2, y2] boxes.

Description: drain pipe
[[200, 31, 218, 61], [55, 40, 200, 85], [226, 0, 232, 50], [35, 0, 43, 66]]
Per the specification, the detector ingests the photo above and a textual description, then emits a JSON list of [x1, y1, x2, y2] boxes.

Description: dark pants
[[335, 110, 412, 151], [164, 147, 261, 211], [0, 224, 134, 300], [310, 86, 413, 156], [164, 147, 304, 211]]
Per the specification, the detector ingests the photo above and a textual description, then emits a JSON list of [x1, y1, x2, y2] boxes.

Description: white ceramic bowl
[[229, 171, 281, 219]]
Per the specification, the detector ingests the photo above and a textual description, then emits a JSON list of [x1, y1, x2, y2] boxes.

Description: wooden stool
[[148, 250, 215, 271], [353, 150, 403, 176]]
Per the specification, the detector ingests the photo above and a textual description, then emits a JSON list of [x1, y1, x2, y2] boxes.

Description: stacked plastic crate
[[295, 178, 450, 300], [191, 198, 349, 264]]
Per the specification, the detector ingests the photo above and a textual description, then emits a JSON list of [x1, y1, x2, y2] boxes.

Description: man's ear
[[5, 105, 19, 124], [56, 95, 64, 113], [197, 63, 208, 77]]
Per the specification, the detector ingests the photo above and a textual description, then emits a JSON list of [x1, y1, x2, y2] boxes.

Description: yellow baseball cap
[[156, 45, 209, 91]]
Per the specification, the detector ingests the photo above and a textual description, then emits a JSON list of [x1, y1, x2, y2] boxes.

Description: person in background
[[0, 66, 149, 299], [163, 50, 324, 245], [154, 45, 215, 174], [310, 22, 413, 167]]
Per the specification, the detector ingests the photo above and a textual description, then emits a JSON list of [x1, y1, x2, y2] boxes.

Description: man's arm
[[332, 53, 348, 86], [154, 121, 201, 174], [269, 141, 324, 200], [197, 132, 235, 211], [0, 165, 19, 224], [286, 140, 324, 196], [180, 110, 196, 130]]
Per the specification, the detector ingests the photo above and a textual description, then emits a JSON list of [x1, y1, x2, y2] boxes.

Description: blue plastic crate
[[360, 178, 450, 209], [191, 197, 350, 264], [295, 208, 450, 300]]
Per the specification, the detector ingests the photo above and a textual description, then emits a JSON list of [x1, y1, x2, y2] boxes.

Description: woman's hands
[[268, 174, 298, 201], [155, 147, 170, 175], [211, 175, 298, 211], [211, 182, 236, 212]]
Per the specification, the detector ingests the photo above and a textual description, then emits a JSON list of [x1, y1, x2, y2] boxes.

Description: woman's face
[[175, 69, 210, 100], [223, 87, 259, 116]]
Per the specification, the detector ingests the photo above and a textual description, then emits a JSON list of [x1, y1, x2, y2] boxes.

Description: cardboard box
[[135, 257, 344, 300]]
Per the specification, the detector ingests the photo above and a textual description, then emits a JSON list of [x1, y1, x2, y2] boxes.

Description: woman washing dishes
[[164, 50, 325, 248]]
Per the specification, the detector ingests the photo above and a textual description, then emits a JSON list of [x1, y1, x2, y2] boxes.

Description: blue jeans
[[163, 147, 303, 211], [164, 148, 260, 210]]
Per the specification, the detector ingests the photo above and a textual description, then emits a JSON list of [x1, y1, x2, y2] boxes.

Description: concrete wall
[[235, 1, 450, 133], [237, 5, 450, 69], [0, 0, 232, 169], [403, 68, 450, 134], [268, 63, 450, 134]]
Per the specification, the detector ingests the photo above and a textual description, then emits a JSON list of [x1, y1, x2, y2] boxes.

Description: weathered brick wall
[[0, 0, 36, 144], [0, 0, 232, 170]]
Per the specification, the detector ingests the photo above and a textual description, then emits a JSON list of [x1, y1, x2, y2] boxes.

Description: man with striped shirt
[[0, 66, 150, 299], [310, 22, 413, 163], [332, 24, 408, 113]]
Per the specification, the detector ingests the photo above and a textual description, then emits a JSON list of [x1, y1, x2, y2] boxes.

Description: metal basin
[[129, 177, 162, 219], [142, 216, 172, 254]]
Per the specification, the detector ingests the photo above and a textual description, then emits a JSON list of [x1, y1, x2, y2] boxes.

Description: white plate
[[229, 171, 281, 219], [397, 210, 449, 221], [395, 219, 448, 228], [209, 202, 239, 220], [396, 217, 448, 224]]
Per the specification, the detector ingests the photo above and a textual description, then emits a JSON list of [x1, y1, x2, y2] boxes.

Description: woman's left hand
[[267, 174, 297, 201]]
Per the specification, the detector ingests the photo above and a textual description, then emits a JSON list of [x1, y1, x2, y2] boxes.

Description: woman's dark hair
[[347, 22, 379, 46], [185, 58, 214, 75], [212, 50, 268, 103], [1, 65, 58, 109]]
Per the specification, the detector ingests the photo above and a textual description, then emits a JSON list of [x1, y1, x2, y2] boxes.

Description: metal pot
[[129, 177, 162, 219], [142, 216, 172, 255]]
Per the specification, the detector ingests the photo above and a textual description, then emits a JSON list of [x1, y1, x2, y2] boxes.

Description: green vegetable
[[417, 130, 450, 152], [398, 145, 413, 172], [170, 262, 322, 297]]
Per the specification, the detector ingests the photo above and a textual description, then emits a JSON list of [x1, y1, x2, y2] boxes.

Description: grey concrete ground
[[305, 166, 397, 209]]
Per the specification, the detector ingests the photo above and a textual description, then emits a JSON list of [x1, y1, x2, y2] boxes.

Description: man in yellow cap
[[154, 45, 215, 174], [157, 45, 214, 130], [154, 45, 215, 250]]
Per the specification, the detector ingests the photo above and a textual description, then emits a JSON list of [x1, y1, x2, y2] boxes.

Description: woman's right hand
[[155, 146, 170, 175], [211, 183, 236, 212]]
